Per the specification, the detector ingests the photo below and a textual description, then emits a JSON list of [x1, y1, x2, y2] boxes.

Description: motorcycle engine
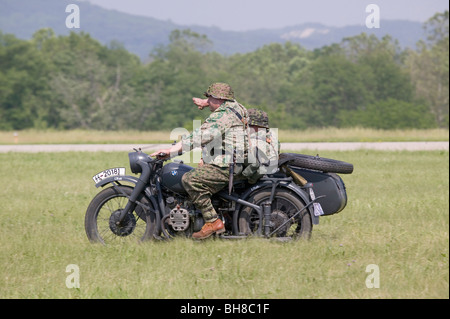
[[169, 206, 190, 232], [163, 196, 205, 234]]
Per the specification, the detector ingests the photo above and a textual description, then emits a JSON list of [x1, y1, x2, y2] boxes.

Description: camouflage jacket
[[181, 100, 249, 167], [243, 129, 280, 183]]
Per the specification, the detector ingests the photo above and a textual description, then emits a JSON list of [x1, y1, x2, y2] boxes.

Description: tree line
[[0, 12, 448, 131]]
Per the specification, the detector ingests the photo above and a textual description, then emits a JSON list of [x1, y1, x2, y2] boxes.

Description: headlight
[[128, 151, 148, 174]]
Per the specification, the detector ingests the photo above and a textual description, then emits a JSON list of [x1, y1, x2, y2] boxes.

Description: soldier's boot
[[192, 219, 225, 240]]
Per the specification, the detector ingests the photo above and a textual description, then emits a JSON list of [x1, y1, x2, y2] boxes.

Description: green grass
[[1, 128, 448, 144], [0, 150, 448, 299]]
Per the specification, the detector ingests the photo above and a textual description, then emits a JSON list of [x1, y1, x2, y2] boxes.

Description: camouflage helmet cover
[[248, 108, 270, 128], [204, 82, 235, 101]]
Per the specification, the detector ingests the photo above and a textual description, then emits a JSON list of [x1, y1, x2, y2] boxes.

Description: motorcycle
[[85, 149, 353, 244]]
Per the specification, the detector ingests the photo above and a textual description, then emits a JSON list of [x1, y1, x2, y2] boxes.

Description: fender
[[283, 182, 320, 225], [94, 175, 139, 188], [233, 179, 319, 230], [94, 175, 158, 212]]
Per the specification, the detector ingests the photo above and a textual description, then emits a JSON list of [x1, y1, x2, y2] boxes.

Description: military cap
[[248, 108, 270, 128], [204, 83, 235, 101]]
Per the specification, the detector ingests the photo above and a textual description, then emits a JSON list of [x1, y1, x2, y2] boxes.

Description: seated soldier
[[243, 109, 280, 184], [151, 83, 249, 240]]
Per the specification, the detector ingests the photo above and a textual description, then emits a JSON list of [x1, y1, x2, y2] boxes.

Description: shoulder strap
[[227, 105, 248, 128], [227, 106, 243, 121], [227, 104, 252, 152]]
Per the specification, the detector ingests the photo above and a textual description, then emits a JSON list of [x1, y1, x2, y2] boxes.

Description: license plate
[[92, 167, 126, 183]]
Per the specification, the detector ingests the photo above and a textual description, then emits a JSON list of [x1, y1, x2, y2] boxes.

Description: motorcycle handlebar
[[153, 150, 183, 161], [151, 152, 175, 163]]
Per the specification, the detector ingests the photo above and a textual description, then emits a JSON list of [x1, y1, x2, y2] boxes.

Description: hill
[[0, 0, 426, 59]]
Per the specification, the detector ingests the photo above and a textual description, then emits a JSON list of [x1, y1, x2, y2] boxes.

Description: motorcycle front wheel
[[238, 189, 312, 240], [85, 186, 156, 244]]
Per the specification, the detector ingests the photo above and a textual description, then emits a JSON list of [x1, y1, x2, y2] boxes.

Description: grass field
[[0, 149, 448, 299], [0, 128, 448, 144]]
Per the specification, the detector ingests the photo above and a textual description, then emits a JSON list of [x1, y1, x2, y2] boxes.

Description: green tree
[[226, 42, 311, 129], [38, 31, 142, 129], [1, 13, 447, 132], [144, 29, 219, 130], [339, 98, 435, 129], [0, 31, 51, 129], [407, 11, 449, 127], [308, 54, 374, 127], [309, 33, 419, 128]]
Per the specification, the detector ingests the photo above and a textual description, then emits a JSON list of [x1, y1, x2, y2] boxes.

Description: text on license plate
[[92, 167, 126, 183]]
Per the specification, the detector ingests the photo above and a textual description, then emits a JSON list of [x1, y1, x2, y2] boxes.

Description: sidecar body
[[290, 166, 348, 216]]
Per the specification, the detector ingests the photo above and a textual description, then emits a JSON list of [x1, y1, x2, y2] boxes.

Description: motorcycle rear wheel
[[238, 189, 312, 239], [85, 186, 156, 244]]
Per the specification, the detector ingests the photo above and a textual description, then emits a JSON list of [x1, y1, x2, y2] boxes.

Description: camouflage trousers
[[181, 163, 242, 223]]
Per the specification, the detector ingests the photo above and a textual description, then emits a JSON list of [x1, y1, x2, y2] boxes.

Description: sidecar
[[279, 153, 353, 216]]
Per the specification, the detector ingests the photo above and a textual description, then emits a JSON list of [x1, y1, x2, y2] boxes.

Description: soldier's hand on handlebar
[[150, 149, 171, 159], [150, 141, 183, 160]]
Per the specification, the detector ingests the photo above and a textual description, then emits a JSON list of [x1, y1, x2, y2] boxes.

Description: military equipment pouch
[[242, 162, 262, 184], [234, 163, 243, 175]]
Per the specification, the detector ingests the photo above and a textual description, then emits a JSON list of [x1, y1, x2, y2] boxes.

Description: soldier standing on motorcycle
[[150, 83, 249, 239]]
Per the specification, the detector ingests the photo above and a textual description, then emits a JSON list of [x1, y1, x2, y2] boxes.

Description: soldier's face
[[207, 97, 223, 111]]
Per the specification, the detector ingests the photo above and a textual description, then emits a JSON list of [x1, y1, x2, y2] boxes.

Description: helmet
[[248, 108, 269, 128], [204, 83, 235, 101]]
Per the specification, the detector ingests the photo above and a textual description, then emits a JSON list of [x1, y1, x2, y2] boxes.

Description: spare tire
[[279, 153, 354, 174]]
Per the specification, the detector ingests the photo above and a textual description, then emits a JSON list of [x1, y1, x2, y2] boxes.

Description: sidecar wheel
[[238, 189, 312, 239], [85, 186, 156, 244], [279, 153, 354, 174]]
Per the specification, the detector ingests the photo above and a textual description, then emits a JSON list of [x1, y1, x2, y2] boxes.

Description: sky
[[79, 0, 449, 31]]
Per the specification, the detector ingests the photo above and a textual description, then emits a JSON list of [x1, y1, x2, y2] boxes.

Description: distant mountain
[[0, 0, 426, 59]]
